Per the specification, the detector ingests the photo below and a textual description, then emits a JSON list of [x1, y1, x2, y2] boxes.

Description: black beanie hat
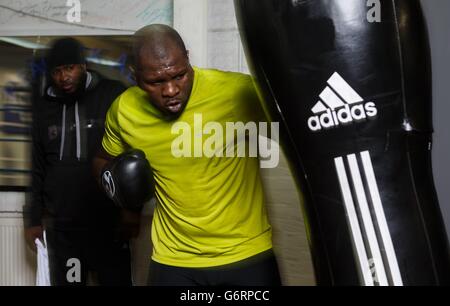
[[46, 37, 86, 71]]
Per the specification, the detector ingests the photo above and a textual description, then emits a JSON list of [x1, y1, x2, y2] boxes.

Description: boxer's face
[[136, 48, 194, 118], [50, 64, 86, 95]]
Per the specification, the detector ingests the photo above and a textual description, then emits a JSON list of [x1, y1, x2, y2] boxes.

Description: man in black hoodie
[[23, 38, 133, 286]]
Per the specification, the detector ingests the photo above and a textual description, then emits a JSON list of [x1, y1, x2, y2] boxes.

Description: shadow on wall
[[421, 0, 450, 239], [261, 148, 316, 286]]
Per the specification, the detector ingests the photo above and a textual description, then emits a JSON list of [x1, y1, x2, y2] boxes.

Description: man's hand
[[25, 226, 43, 252], [117, 209, 141, 241]]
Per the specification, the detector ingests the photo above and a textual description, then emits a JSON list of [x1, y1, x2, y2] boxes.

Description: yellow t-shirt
[[102, 67, 273, 267]]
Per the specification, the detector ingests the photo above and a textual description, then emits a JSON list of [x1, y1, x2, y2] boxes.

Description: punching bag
[[235, 0, 450, 285]]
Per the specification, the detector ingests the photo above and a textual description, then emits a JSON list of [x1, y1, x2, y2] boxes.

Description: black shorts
[[148, 249, 282, 286], [46, 228, 132, 286]]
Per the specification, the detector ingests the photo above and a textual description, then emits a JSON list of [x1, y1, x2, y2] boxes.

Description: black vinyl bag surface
[[235, 0, 450, 285]]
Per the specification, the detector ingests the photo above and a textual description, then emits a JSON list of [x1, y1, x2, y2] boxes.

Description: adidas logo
[[308, 72, 378, 132]]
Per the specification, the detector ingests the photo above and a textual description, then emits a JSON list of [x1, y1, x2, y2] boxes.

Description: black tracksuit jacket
[[25, 71, 127, 230]]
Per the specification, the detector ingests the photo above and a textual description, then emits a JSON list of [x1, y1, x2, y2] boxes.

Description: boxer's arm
[[95, 95, 125, 186]]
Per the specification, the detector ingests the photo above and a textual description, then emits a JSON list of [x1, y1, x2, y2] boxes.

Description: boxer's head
[[46, 38, 87, 96], [133, 24, 194, 119]]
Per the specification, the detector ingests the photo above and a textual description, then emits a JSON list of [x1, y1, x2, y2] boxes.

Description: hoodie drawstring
[[59, 102, 81, 161], [59, 104, 66, 161], [75, 101, 81, 160], [57, 72, 92, 161]]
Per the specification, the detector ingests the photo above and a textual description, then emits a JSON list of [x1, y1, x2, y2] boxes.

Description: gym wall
[[421, 0, 450, 238]]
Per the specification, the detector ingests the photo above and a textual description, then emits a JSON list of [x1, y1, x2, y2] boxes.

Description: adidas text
[[308, 102, 377, 131]]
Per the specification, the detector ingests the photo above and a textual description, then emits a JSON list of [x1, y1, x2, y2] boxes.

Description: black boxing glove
[[101, 149, 154, 212]]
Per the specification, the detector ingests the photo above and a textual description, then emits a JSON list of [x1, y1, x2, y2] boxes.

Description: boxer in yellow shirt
[[93, 24, 281, 286]]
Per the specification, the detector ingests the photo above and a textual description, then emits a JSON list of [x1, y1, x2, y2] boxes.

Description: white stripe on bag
[[360, 151, 403, 286], [334, 157, 374, 285], [334, 151, 403, 286], [347, 154, 389, 286]]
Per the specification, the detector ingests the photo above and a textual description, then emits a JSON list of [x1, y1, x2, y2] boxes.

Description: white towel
[[35, 231, 50, 286]]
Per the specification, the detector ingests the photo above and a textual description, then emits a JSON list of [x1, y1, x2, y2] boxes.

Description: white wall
[[207, 0, 249, 73], [0, 193, 35, 286], [421, 0, 450, 239], [173, 0, 208, 68]]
